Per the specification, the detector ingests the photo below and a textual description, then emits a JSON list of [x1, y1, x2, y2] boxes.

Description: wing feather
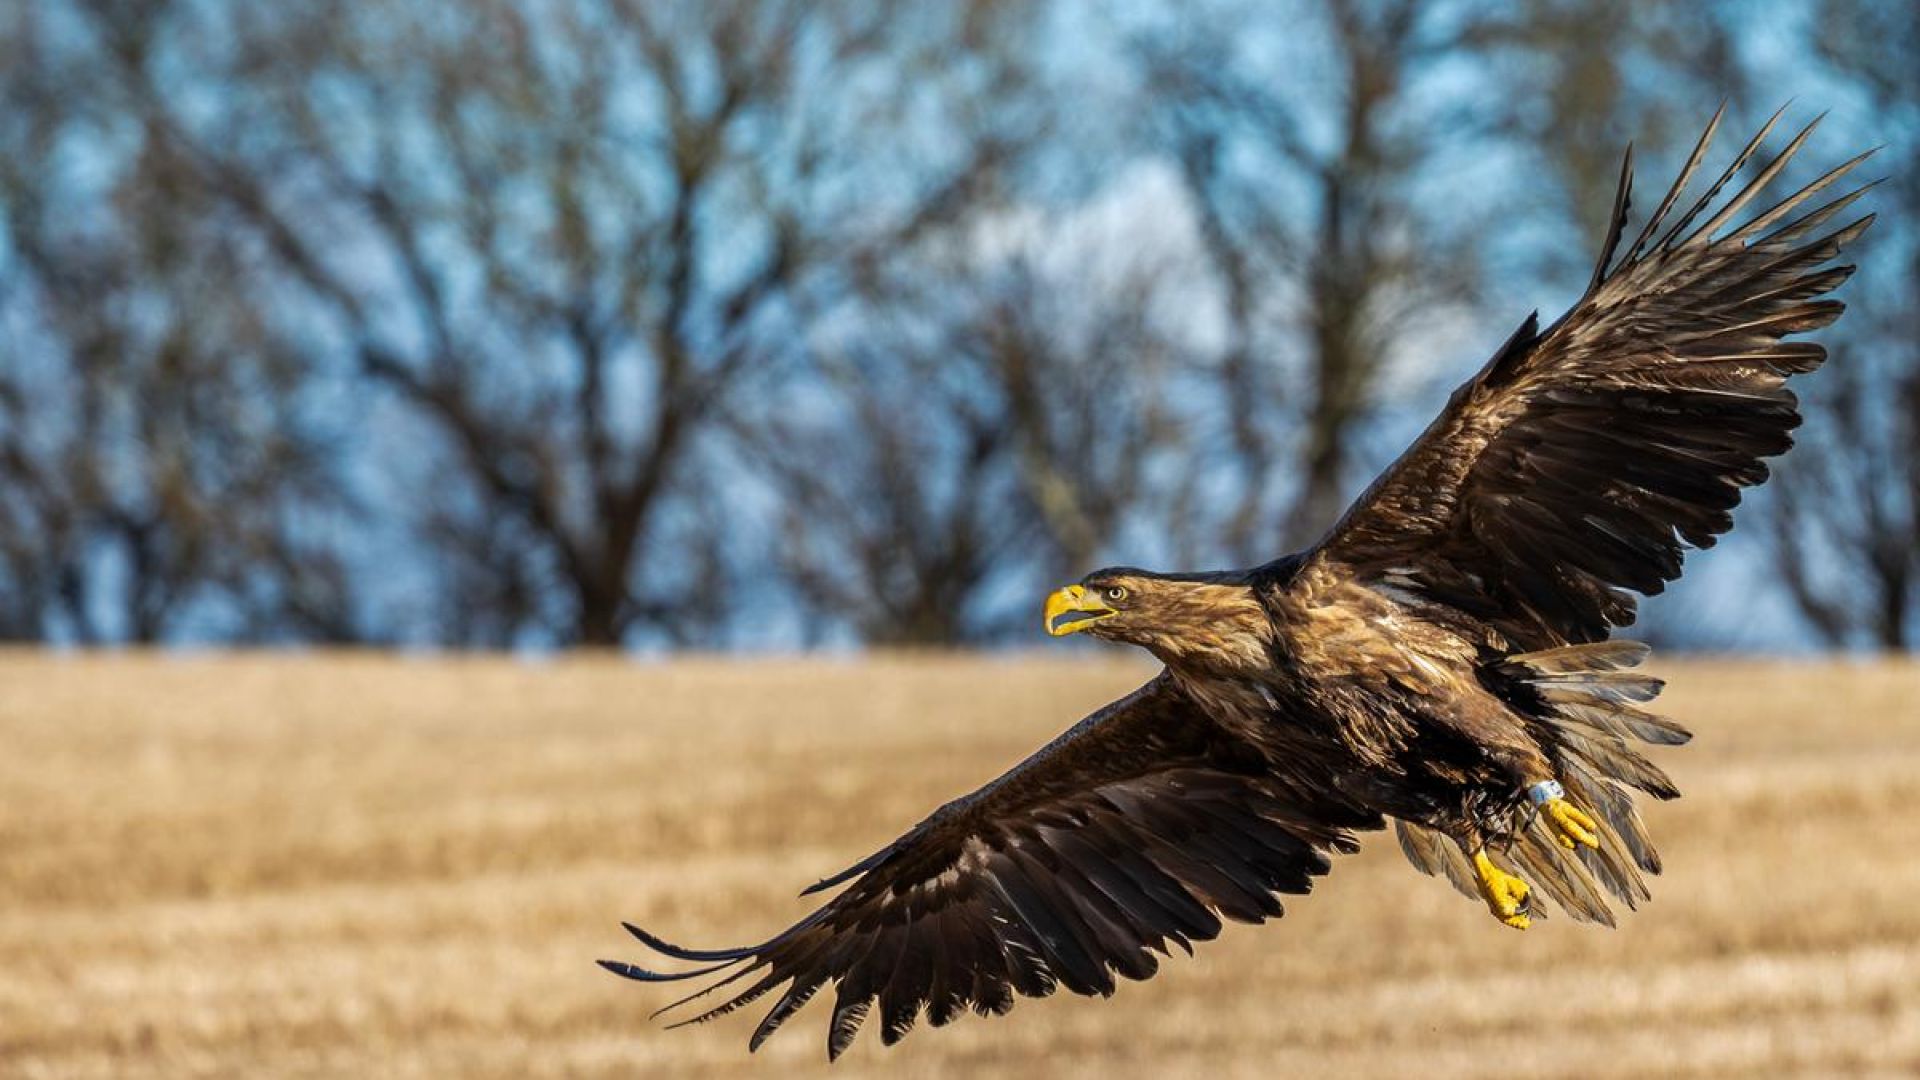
[[603, 675, 1379, 1059], [1306, 109, 1874, 650]]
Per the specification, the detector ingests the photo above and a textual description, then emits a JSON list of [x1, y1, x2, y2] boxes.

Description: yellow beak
[[1044, 584, 1115, 637]]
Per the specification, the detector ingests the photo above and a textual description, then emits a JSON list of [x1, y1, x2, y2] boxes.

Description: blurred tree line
[[0, 0, 1912, 650]]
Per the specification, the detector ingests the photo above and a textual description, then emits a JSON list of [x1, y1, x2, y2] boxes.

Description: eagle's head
[[1043, 567, 1271, 669], [1042, 567, 1146, 639]]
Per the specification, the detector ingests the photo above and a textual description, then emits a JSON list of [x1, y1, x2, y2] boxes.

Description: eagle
[[602, 106, 1875, 1059]]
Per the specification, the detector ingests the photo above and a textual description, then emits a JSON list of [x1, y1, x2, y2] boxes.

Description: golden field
[[2, 651, 1918, 1079]]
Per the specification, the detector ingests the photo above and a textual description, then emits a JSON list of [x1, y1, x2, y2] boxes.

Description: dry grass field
[[2, 651, 1918, 1078]]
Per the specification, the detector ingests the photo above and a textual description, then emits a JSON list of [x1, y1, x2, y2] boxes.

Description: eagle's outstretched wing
[[602, 674, 1380, 1060], [1305, 105, 1875, 650]]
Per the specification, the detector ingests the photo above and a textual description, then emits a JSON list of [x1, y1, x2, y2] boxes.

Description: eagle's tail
[[1506, 641, 1688, 922], [1400, 641, 1689, 924]]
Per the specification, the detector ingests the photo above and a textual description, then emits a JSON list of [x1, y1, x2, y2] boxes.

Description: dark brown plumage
[[603, 106, 1875, 1060]]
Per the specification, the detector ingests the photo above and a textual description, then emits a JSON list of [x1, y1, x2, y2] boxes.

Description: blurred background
[[0, 0, 1913, 655], [4, 4, 1919, 1078]]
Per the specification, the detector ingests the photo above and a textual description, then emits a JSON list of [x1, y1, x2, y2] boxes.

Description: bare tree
[[742, 252, 1184, 645], [1464, 1, 1746, 243], [3, 0, 1907, 653], [1135, 0, 1494, 558], [0, 3, 354, 644], [71, 0, 1036, 646], [1765, 0, 1918, 650]]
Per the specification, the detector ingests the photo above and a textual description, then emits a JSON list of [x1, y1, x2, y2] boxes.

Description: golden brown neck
[[1126, 582, 1274, 675]]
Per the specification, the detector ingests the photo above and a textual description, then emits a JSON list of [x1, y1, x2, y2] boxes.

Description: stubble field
[[2, 651, 1918, 1078]]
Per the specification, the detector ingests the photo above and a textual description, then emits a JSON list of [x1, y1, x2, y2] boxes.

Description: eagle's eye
[[1104, 585, 1128, 604]]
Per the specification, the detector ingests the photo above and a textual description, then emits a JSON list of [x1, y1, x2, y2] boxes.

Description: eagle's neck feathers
[[1133, 581, 1275, 676]]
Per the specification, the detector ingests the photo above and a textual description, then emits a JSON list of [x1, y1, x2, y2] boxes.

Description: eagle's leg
[[1470, 848, 1532, 930], [1527, 779, 1599, 851], [1470, 738, 1600, 853]]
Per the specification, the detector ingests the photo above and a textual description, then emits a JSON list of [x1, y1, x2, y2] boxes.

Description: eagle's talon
[[1543, 797, 1600, 850], [1472, 850, 1532, 930]]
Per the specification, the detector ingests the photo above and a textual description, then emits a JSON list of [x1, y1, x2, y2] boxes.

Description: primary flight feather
[[602, 105, 1875, 1060]]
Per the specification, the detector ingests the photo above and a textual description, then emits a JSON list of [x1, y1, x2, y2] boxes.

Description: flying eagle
[[603, 106, 1875, 1059]]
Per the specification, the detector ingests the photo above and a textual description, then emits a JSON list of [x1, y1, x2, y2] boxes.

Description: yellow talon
[[1472, 850, 1532, 930], [1543, 797, 1600, 851]]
